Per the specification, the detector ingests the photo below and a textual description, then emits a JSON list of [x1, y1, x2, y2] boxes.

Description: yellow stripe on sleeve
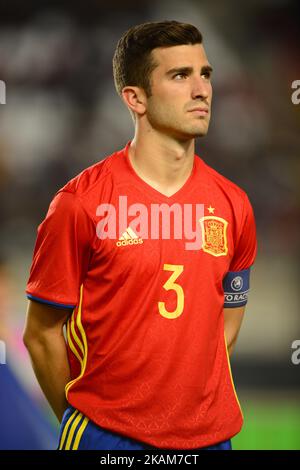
[[67, 319, 84, 367], [70, 309, 84, 356], [65, 285, 88, 398], [224, 332, 244, 420]]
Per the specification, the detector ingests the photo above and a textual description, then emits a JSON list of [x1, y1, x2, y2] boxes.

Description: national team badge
[[199, 216, 228, 257]]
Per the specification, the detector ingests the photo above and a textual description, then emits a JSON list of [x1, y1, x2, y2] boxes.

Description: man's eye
[[174, 73, 188, 80], [202, 72, 211, 79]]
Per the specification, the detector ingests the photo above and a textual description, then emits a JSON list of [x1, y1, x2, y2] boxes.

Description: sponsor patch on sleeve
[[223, 268, 250, 308]]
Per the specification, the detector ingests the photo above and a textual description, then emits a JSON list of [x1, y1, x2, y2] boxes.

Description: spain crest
[[199, 216, 228, 257]]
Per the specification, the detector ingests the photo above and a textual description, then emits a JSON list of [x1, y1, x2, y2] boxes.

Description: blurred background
[[0, 0, 299, 450]]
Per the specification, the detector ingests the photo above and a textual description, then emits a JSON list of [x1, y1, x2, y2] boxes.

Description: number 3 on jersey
[[158, 264, 184, 319]]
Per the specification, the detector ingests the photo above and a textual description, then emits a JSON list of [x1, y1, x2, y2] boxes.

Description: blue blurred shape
[[0, 363, 57, 449]]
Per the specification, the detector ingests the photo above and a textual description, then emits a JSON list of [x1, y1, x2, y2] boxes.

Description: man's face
[[145, 43, 212, 140]]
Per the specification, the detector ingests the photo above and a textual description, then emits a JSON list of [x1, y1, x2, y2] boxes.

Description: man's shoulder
[[58, 147, 123, 199]]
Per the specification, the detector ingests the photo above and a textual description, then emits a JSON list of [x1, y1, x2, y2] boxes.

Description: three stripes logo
[[116, 227, 143, 247], [58, 409, 89, 450]]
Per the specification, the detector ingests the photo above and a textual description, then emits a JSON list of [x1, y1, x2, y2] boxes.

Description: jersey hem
[[66, 396, 242, 450]]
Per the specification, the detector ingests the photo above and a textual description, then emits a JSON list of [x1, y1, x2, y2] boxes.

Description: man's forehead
[[151, 43, 209, 67]]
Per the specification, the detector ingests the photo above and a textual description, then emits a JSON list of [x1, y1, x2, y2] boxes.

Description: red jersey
[[26, 142, 257, 449]]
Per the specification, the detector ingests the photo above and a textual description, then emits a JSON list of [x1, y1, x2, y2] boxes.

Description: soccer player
[[23, 21, 257, 450]]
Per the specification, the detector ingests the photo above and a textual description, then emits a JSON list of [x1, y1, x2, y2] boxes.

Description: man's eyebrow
[[166, 65, 213, 76], [201, 65, 213, 74], [166, 66, 193, 76]]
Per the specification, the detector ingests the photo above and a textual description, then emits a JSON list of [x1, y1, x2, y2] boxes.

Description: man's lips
[[188, 107, 209, 115]]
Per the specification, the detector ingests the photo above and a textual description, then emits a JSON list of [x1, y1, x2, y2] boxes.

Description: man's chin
[[191, 127, 209, 138], [171, 124, 209, 140], [195, 129, 208, 137], [186, 123, 209, 138]]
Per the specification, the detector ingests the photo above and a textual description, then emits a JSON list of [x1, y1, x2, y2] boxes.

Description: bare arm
[[224, 306, 246, 357], [23, 300, 72, 422]]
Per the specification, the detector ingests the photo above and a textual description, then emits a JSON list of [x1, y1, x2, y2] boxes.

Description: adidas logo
[[116, 227, 144, 247]]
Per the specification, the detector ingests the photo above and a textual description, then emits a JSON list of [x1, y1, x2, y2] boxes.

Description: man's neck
[[128, 131, 195, 197]]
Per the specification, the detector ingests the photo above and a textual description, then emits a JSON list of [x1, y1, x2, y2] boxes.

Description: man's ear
[[121, 86, 147, 116]]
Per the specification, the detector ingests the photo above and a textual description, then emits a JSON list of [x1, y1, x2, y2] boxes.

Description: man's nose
[[191, 76, 210, 100]]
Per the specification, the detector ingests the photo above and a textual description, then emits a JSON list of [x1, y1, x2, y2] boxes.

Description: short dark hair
[[113, 20, 203, 97]]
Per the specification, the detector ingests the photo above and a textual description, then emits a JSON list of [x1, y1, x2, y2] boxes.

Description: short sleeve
[[222, 193, 257, 308], [26, 190, 95, 308], [229, 193, 257, 272]]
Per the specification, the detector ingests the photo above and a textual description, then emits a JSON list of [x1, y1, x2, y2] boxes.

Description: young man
[[24, 21, 257, 450]]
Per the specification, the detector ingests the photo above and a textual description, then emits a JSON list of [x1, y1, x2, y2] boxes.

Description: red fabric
[[26, 142, 257, 449]]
